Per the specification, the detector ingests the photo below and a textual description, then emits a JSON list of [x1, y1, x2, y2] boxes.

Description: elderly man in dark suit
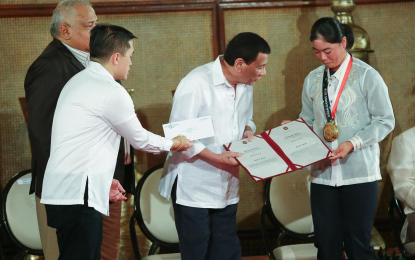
[[24, 1, 134, 259]]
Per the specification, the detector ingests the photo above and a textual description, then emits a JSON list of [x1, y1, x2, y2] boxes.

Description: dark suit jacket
[[24, 38, 135, 197]]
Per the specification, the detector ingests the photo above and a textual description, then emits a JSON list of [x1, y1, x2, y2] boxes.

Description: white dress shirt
[[389, 127, 415, 214], [388, 127, 415, 242], [158, 55, 256, 208], [41, 61, 173, 216], [300, 56, 395, 186], [62, 42, 134, 159]]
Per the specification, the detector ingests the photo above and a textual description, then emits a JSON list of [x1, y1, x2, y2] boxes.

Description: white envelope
[[162, 116, 215, 141]]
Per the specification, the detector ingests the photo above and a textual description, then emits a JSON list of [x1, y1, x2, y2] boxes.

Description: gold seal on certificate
[[323, 121, 339, 142]]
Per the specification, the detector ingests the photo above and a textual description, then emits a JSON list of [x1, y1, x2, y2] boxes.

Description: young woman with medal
[[283, 17, 395, 259]]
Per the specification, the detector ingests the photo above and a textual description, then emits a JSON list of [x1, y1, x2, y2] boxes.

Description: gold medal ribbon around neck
[[322, 56, 353, 142]]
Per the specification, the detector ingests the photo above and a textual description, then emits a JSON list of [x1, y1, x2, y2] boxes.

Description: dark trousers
[[45, 203, 103, 260], [171, 180, 241, 260], [310, 181, 377, 260]]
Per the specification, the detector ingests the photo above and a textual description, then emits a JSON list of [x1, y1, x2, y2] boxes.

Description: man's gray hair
[[50, 0, 92, 38]]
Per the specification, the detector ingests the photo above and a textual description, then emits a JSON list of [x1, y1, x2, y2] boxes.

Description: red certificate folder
[[223, 118, 331, 182]]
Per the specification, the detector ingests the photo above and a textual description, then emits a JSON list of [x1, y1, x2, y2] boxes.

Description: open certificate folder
[[223, 118, 331, 182]]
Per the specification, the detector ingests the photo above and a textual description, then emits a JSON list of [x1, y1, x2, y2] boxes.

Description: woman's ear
[[341, 36, 347, 49]]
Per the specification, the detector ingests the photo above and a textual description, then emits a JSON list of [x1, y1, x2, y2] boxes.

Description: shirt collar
[[61, 42, 90, 68], [212, 55, 233, 88], [88, 61, 115, 81], [331, 53, 351, 80]]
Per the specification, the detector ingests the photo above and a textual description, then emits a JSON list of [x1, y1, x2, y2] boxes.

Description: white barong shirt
[[158, 55, 256, 208], [388, 127, 415, 242], [41, 61, 173, 216], [300, 56, 395, 186]]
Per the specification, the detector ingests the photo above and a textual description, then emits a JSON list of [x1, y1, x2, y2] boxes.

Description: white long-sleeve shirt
[[388, 127, 415, 243], [41, 61, 173, 216], [300, 57, 395, 186], [388, 127, 415, 214], [158, 55, 256, 208]]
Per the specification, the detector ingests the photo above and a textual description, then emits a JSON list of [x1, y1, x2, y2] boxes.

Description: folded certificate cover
[[223, 118, 331, 182]]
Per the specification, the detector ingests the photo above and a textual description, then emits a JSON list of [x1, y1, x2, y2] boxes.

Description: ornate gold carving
[[331, 0, 374, 63]]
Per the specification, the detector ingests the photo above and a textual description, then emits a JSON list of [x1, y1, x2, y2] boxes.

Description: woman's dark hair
[[224, 32, 271, 66], [310, 17, 354, 49], [90, 24, 137, 62]]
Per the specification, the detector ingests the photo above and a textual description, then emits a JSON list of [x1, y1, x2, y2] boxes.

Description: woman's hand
[[329, 141, 354, 160], [281, 120, 291, 125]]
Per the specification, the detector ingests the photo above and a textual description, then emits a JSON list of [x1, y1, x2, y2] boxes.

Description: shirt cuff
[[348, 135, 363, 151], [247, 121, 256, 134], [164, 139, 174, 151], [181, 140, 205, 159], [124, 139, 131, 156]]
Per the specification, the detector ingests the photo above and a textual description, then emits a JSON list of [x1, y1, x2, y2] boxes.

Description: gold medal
[[321, 56, 353, 143], [323, 121, 339, 142]]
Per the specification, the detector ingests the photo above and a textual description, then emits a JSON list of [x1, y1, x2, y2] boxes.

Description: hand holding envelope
[[171, 135, 193, 152], [163, 116, 215, 152]]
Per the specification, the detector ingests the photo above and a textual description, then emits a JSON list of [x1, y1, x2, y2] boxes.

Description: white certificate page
[[162, 116, 215, 141], [226, 136, 288, 181], [268, 120, 330, 167]]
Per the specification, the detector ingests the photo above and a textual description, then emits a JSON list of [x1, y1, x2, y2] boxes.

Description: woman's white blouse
[[300, 56, 395, 186]]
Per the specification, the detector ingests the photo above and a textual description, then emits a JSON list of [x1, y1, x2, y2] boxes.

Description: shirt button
[[231, 95, 234, 97], [233, 126, 236, 129]]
